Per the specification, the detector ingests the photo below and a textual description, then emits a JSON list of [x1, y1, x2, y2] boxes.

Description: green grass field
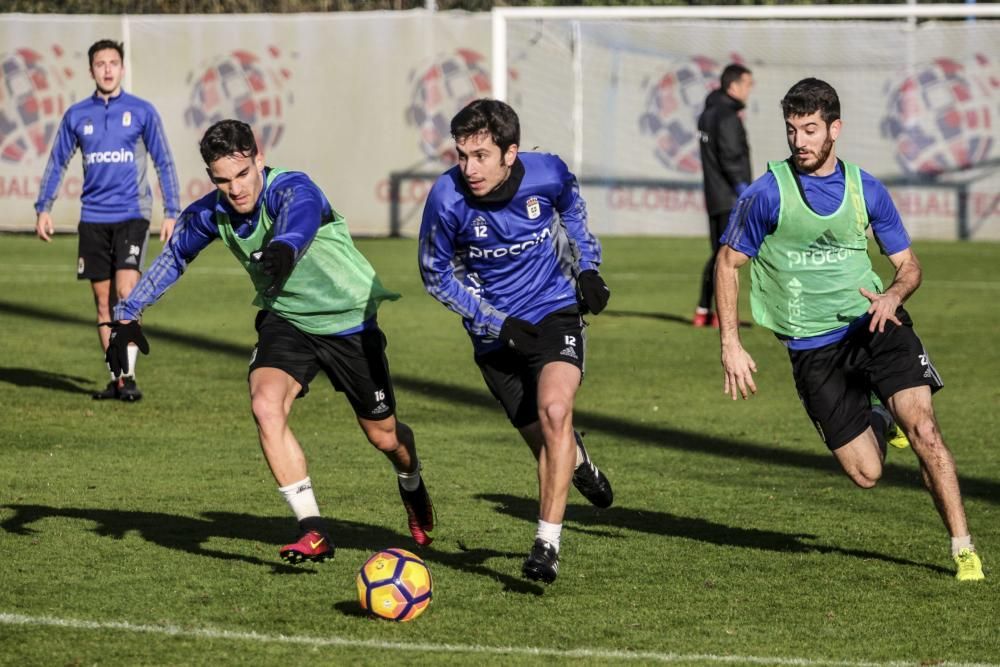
[[1, 233, 997, 666]]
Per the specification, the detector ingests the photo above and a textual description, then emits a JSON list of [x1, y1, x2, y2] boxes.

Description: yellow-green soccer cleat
[[884, 418, 910, 450], [954, 548, 985, 581], [871, 400, 910, 450]]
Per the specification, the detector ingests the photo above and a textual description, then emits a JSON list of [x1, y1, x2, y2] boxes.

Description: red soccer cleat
[[280, 530, 334, 564], [398, 478, 435, 547]]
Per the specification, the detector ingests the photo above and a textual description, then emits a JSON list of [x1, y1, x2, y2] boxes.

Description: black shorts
[[77, 219, 150, 281], [789, 307, 943, 450], [475, 307, 586, 428], [249, 310, 396, 421]]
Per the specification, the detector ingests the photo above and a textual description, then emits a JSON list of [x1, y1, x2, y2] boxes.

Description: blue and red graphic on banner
[[639, 55, 729, 175], [184, 47, 293, 154], [882, 54, 998, 175], [405, 49, 494, 165], [0, 46, 76, 165]]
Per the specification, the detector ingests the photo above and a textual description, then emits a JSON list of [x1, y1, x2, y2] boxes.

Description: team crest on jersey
[[83, 122, 93, 136], [122, 111, 132, 127], [526, 197, 541, 220]]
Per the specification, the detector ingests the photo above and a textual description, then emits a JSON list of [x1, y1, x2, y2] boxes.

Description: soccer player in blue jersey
[[419, 99, 613, 584], [34, 39, 180, 402], [715, 78, 983, 581], [105, 119, 434, 564]]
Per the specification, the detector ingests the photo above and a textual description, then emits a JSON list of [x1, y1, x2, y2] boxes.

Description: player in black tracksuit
[[694, 63, 754, 327]]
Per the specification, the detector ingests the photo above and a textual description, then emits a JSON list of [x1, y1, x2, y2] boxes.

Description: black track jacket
[[697, 89, 752, 217]]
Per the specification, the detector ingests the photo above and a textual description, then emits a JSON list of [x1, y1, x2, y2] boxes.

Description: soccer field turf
[[1, 234, 997, 666]]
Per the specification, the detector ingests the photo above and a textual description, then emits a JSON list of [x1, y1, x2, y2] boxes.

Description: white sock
[[125, 344, 139, 379], [108, 365, 116, 382], [536, 519, 562, 552], [278, 477, 321, 521], [396, 462, 422, 492], [951, 535, 974, 556]]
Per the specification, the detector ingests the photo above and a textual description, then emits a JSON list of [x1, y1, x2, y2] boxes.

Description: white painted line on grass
[[1, 612, 996, 667]]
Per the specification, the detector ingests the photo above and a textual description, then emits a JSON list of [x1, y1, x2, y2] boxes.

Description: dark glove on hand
[[499, 316, 541, 353], [577, 270, 610, 315], [106, 321, 149, 377], [251, 241, 295, 297]]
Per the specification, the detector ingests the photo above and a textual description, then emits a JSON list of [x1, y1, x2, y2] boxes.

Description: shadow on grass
[[0, 367, 93, 394], [476, 493, 952, 576], [0, 504, 543, 595], [2, 298, 997, 507], [603, 308, 753, 328], [394, 375, 1000, 508]]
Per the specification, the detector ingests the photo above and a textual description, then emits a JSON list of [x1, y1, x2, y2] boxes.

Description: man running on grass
[[107, 119, 434, 564], [715, 78, 983, 581]]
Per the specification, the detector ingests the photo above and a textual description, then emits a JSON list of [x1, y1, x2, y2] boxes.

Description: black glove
[[251, 241, 295, 297], [499, 316, 540, 353], [576, 270, 610, 315], [106, 321, 149, 377]]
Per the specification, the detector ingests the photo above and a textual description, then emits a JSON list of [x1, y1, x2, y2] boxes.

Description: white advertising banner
[[0, 12, 997, 239], [505, 17, 1000, 240], [0, 11, 491, 236]]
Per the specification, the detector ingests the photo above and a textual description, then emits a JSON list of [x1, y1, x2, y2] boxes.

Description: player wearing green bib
[[108, 120, 434, 563], [715, 79, 983, 581]]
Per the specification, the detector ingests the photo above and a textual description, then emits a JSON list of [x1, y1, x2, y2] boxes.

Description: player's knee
[[538, 400, 572, 431], [847, 467, 881, 489], [364, 422, 400, 453], [250, 394, 286, 429], [852, 477, 879, 490]]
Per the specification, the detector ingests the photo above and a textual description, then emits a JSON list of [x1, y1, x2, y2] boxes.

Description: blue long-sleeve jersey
[[419, 152, 601, 354], [35, 90, 180, 223], [114, 169, 328, 322]]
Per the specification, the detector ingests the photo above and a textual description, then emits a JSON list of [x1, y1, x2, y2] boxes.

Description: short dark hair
[[88, 40, 124, 67], [720, 63, 752, 93], [199, 119, 258, 165], [781, 78, 841, 125], [450, 98, 520, 154]]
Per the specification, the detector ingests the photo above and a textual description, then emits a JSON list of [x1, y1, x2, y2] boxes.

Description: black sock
[[870, 411, 888, 459]]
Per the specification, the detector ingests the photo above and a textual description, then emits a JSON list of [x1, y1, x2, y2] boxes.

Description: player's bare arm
[[715, 245, 758, 400], [860, 247, 922, 333]]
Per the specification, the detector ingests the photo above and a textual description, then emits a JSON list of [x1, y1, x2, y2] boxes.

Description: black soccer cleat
[[118, 377, 143, 402], [92, 380, 119, 400], [522, 538, 559, 583], [572, 432, 613, 508]]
